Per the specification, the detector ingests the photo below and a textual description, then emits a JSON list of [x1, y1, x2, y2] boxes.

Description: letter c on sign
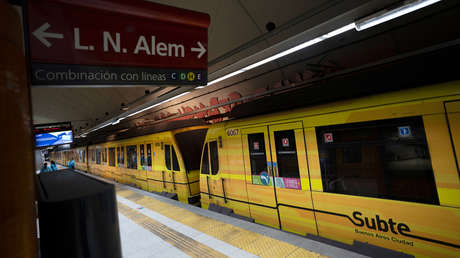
[[172, 73, 176, 80], [35, 69, 45, 80]]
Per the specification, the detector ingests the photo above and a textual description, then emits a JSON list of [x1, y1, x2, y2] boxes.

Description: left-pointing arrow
[[32, 22, 64, 48]]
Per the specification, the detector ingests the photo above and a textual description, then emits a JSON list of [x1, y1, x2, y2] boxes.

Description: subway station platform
[[75, 171, 369, 258]]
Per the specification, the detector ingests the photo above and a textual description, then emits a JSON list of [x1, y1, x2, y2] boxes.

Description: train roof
[[73, 119, 208, 147], [230, 40, 460, 120]]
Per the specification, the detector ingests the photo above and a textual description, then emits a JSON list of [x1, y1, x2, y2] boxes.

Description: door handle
[[206, 175, 211, 199], [172, 171, 176, 190], [221, 178, 227, 203], [161, 171, 166, 188]]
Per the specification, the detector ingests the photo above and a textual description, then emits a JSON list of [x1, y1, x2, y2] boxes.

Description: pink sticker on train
[[283, 178, 301, 189]]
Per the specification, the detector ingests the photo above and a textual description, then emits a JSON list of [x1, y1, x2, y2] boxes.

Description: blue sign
[[398, 126, 411, 137], [35, 130, 73, 147], [260, 172, 270, 185]]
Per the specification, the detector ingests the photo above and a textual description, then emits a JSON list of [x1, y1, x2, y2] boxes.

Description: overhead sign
[[26, 0, 210, 86]]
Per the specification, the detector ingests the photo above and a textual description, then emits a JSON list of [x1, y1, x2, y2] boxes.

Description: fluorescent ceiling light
[[111, 119, 122, 125], [125, 91, 190, 119], [81, 91, 190, 136], [355, 0, 441, 31], [203, 0, 441, 88], [203, 23, 356, 88]]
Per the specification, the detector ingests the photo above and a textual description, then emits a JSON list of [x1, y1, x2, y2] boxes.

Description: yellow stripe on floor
[[116, 188, 327, 258], [118, 202, 227, 258]]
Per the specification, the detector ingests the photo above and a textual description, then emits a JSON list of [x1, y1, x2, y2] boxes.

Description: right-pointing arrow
[[191, 41, 206, 59], [33, 22, 64, 48]]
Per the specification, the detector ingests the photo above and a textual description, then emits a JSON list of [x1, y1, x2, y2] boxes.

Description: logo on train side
[[351, 211, 410, 235], [226, 129, 239, 136], [351, 211, 415, 246], [260, 172, 270, 185]]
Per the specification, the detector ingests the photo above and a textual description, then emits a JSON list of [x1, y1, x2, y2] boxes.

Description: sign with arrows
[[26, 0, 210, 86]]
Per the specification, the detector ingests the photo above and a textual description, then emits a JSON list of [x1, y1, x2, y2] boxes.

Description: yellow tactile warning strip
[[118, 202, 228, 258], [117, 188, 327, 258]]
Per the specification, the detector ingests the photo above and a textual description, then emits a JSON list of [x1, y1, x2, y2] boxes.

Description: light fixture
[[201, 23, 356, 89], [125, 91, 190, 119], [200, 0, 441, 89], [81, 91, 191, 136], [355, 0, 441, 31], [111, 119, 122, 125]]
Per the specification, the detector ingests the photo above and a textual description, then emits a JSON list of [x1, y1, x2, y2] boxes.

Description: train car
[[82, 125, 208, 204], [51, 149, 71, 167], [73, 146, 87, 171], [199, 81, 460, 257]]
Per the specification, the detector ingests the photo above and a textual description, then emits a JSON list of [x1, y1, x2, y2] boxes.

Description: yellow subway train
[[51, 125, 208, 204], [51, 80, 460, 257]]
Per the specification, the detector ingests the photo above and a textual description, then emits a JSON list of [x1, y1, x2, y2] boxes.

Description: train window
[[146, 144, 152, 168], [165, 144, 171, 170], [201, 144, 209, 174], [316, 116, 439, 205], [96, 148, 101, 164], [140, 144, 145, 169], [172, 146, 180, 171], [117, 146, 124, 168], [210, 141, 219, 175], [108, 147, 115, 167], [248, 133, 269, 185], [126, 145, 137, 169], [82, 150, 85, 162], [274, 130, 301, 189]]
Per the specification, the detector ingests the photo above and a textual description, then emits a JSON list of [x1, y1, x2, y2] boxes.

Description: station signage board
[[26, 0, 210, 86]]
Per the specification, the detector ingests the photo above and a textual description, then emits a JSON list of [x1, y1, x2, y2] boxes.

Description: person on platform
[[50, 160, 58, 171], [68, 158, 75, 169], [40, 163, 51, 173]]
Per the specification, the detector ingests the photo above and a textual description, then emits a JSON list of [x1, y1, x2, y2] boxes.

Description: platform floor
[[80, 172, 368, 258]]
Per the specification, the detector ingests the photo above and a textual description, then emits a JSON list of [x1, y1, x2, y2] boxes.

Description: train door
[[242, 126, 279, 228], [163, 142, 181, 194], [242, 122, 316, 232], [267, 122, 317, 235], [137, 143, 148, 190], [148, 141, 163, 193], [445, 100, 460, 178]]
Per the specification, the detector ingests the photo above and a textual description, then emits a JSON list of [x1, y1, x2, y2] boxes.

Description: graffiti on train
[[153, 91, 243, 123]]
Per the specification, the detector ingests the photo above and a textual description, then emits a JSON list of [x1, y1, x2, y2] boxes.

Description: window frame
[[209, 141, 219, 175], [314, 116, 440, 205], [200, 143, 210, 175], [201, 140, 219, 175]]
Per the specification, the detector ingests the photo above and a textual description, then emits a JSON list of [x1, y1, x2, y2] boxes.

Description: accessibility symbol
[[260, 171, 270, 186]]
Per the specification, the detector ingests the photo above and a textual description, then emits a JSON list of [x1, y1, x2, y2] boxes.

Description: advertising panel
[[33, 122, 73, 148]]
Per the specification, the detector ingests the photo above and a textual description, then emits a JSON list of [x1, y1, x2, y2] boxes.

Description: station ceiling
[[29, 0, 459, 138]]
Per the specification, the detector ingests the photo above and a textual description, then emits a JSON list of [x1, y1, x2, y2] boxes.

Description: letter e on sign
[[324, 133, 333, 143]]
